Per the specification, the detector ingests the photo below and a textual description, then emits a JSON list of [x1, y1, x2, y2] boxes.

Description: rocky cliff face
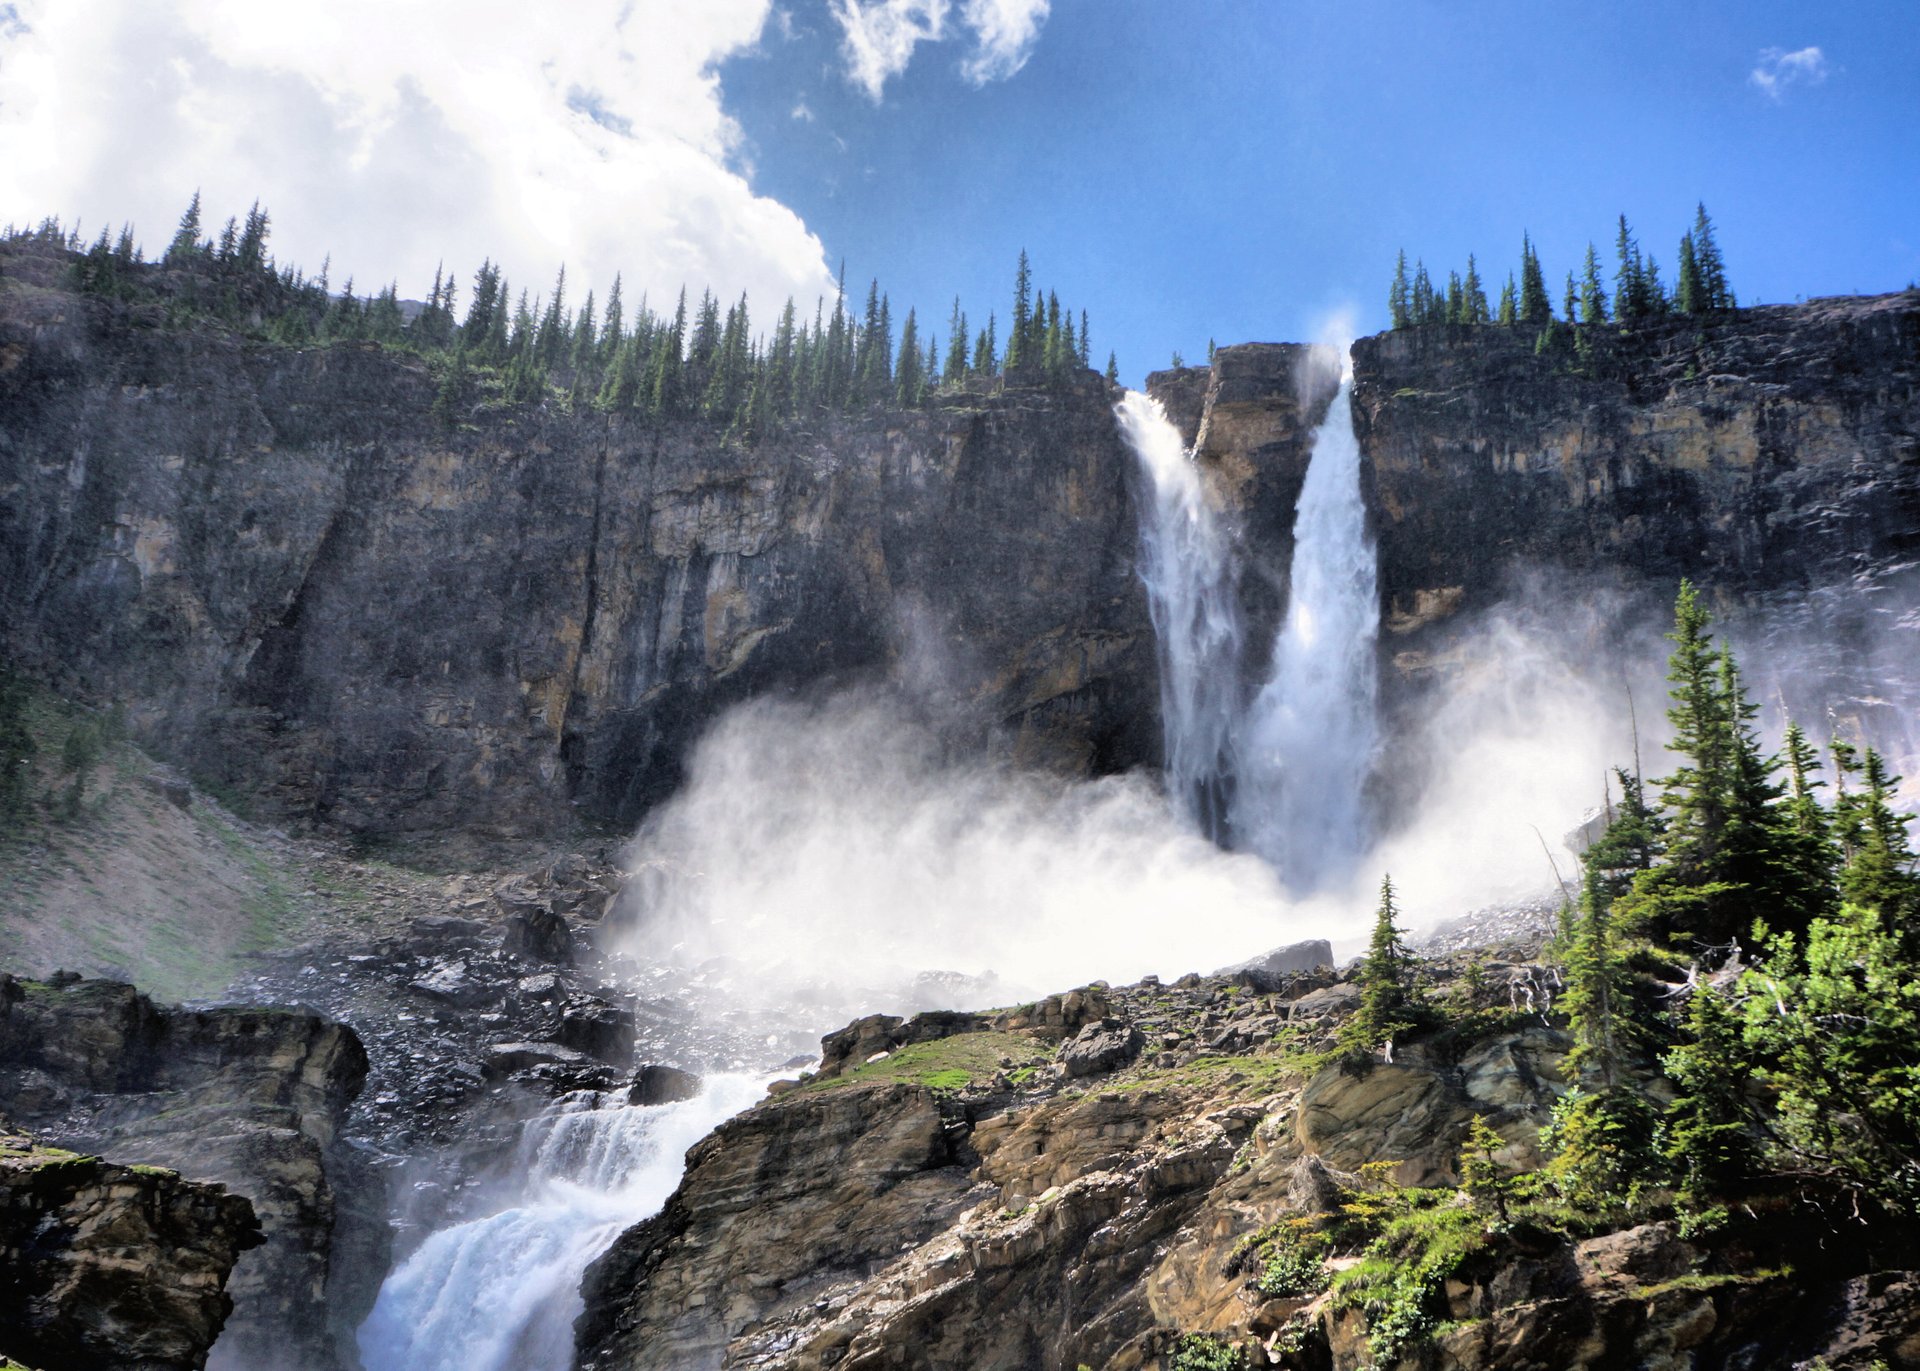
[[0, 976, 376, 1371], [0, 1118, 260, 1371], [0, 278, 1154, 839], [573, 957, 1920, 1371]]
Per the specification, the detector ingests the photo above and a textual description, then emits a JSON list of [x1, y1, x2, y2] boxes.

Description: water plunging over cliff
[[357, 1077, 764, 1371], [1235, 380, 1379, 889], [1119, 390, 1244, 841], [1120, 377, 1378, 890]]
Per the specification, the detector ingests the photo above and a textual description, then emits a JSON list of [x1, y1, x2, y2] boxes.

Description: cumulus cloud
[[0, 1, 833, 311], [1750, 45, 1829, 100], [831, 0, 1048, 101]]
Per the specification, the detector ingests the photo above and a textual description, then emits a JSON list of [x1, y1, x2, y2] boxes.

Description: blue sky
[[3, 1, 1915, 385], [721, 1, 1920, 381]]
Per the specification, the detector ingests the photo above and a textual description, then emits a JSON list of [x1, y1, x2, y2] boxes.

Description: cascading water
[[1118, 371, 1379, 890], [1235, 380, 1379, 889], [1119, 390, 1245, 841], [357, 1075, 765, 1371]]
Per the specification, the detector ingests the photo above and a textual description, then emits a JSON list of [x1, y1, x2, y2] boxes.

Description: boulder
[[502, 907, 574, 964], [1058, 1019, 1145, 1079], [629, 1065, 702, 1107], [557, 999, 636, 1064], [483, 1041, 593, 1076], [407, 958, 493, 1009], [1216, 939, 1335, 992]]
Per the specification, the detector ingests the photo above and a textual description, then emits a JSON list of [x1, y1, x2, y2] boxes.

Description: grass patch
[[803, 1030, 1046, 1094], [1633, 1268, 1791, 1300]]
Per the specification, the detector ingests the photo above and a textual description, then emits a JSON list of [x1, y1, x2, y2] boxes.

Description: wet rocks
[[0, 1120, 262, 1371], [629, 1065, 702, 1106], [0, 977, 374, 1371]]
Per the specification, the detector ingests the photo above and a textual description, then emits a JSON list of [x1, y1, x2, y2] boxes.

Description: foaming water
[[356, 1076, 765, 1371], [1117, 378, 1378, 890], [1236, 380, 1379, 888], [1119, 390, 1244, 841]]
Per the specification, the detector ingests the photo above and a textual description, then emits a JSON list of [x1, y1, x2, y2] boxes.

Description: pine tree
[[944, 297, 968, 386], [1410, 261, 1434, 324], [1564, 271, 1579, 325], [1692, 203, 1729, 311], [601, 274, 625, 365], [1833, 745, 1920, 924], [895, 306, 923, 406], [166, 191, 203, 263], [1614, 215, 1648, 321], [1463, 254, 1490, 324], [1663, 979, 1758, 1201], [1104, 351, 1119, 384], [1444, 270, 1464, 325], [1496, 273, 1517, 326], [1388, 250, 1411, 330], [1519, 233, 1552, 323], [1346, 876, 1418, 1053], [1078, 309, 1092, 368], [1579, 244, 1608, 324], [1007, 250, 1032, 370], [1676, 234, 1703, 315]]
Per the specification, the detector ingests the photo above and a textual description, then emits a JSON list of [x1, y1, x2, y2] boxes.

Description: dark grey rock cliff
[[0, 975, 376, 1371], [1, 283, 1156, 839]]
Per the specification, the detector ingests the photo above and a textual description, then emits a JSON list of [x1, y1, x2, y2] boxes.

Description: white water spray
[[1236, 380, 1379, 888], [1118, 374, 1379, 891], [1119, 391, 1244, 840], [356, 1076, 764, 1371]]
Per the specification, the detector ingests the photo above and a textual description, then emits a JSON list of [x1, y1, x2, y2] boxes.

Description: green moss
[[1633, 1268, 1790, 1300], [803, 1030, 1046, 1094]]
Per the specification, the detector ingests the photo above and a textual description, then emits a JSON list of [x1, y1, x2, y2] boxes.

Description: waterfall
[[1235, 380, 1379, 889], [1119, 390, 1245, 841], [1118, 375, 1378, 890], [356, 1075, 765, 1371]]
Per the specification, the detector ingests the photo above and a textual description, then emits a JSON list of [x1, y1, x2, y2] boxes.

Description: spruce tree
[[944, 297, 968, 385], [1496, 274, 1517, 326], [1662, 979, 1758, 1202], [1519, 233, 1552, 323], [895, 307, 922, 407], [1346, 875, 1417, 1053], [1388, 250, 1411, 329], [1692, 203, 1729, 310], [1579, 244, 1608, 324], [1676, 234, 1703, 315], [1463, 255, 1490, 324], [1410, 261, 1434, 325], [1563, 271, 1579, 325], [1104, 351, 1119, 384], [1614, 215, 1648, 321], [1007, 250, 1032, 370], [166, 190, 203, 263]]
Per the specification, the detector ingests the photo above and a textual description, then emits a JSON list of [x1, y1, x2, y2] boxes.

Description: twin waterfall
[[1119, 375, 1379, 890], [353, 368, 1380, 1371]]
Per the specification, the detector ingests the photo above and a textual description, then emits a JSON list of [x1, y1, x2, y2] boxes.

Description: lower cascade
[[1120, 375, 1379, 890], [356, 1076, 765, 1371]]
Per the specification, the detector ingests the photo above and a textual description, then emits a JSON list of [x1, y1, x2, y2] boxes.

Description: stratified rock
[[0, 1121, 261, 1371], [482, 1040, 593, 1075], [557, 998, 636, 1063], [502, 906, 574, 964], [0, 977, 376, 1371]]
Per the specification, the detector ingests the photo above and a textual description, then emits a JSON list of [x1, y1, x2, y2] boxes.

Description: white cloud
[[957, 0, 1049, 86], [1750, 45, 1829, 101], [830, 0, 1048, 101], [0, 1, 834, 312]]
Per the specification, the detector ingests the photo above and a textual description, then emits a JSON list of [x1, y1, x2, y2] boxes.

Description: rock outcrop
[[574, 961, 1920, 1371], [0, 275, 1154, 839], [0, 1120, 260, 1371], [0, 976, 376, 1371]]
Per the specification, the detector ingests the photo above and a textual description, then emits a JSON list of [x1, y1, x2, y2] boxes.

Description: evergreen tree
[[944, 297, 969, 385], [1832, 744, 1920, 923], [1078, 309, 1092, 368], [1564, 271, 1579, 326], [1496, 273, 1517, 326], [1462, 254, 1490, 324], [1692, 203, 1729, 310], [1676, 234, 1703, 315], [1444, 270, 1464, 325], [1007, 250, 1032, 370], [1614, 215, 1648, 321], [166, 191, 203, 263], [1663, 980, 1759, 1202], [895, 307, 923, 406], [1410, 261, 1434, 324], [1519, 233, 1552, 323], [1345, 876, 1418, 1052], [1104, 351, 1119, 384], [1579, 243, 1608, 324], [649, 287, 688, 417], [600, 274, 625, 365], [1388, 250, 1411, 330]]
